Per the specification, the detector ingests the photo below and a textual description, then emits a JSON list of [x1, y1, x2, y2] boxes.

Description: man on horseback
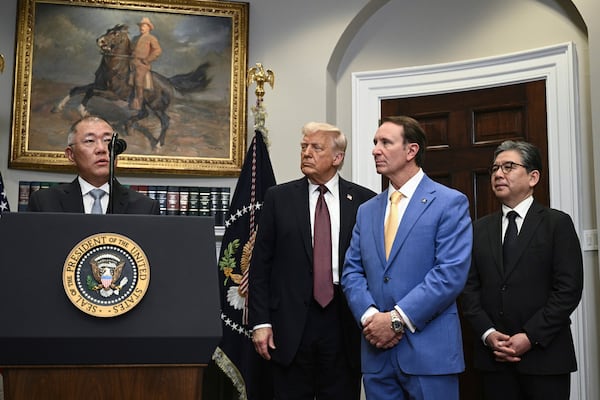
[[130, 17, 162, 111]]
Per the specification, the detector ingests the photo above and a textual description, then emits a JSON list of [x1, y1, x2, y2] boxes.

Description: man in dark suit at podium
[[249, 122, 376, 400], [27, 115, 159, 215]]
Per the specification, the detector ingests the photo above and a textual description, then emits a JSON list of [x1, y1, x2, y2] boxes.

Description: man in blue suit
[[342, 116, 472, 400]]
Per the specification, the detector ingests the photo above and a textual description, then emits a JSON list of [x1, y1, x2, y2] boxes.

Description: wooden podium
[[3, 365, 204, 400], [0, 213, 222, 400]]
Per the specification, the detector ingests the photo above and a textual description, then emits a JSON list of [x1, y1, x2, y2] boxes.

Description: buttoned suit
[[342, 175, 472, 398], [248, 176, 375, 397], [27, 178, 160, 215], [461, 202, 583, 377]]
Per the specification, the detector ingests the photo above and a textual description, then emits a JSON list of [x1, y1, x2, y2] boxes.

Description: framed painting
[[10, 0, 248, 176]]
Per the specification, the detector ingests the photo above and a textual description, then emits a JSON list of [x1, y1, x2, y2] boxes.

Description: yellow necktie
[[385, 191, 403, 259]]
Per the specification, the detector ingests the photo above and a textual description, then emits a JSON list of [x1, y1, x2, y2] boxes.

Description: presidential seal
[[63, 233, 150, 317]]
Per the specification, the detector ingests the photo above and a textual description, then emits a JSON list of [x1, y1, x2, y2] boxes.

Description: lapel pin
[[421, 198, 427, 203], [347, 194, 353, 200]]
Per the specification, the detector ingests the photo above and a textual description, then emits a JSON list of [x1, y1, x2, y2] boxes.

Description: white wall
[[1, 0, 598, 398]]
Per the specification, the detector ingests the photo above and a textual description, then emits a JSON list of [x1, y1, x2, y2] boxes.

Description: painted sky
[[31, 3, 233, 84]]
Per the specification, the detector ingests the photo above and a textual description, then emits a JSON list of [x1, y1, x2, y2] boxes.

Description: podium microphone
[[109, 136, 127, 155], [108, 132, 126, 214]]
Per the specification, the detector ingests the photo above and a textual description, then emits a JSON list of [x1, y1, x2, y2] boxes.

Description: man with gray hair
[[249, 122, 376, 399], [27, 115, 159, 215], [461, 140, 583, 400]]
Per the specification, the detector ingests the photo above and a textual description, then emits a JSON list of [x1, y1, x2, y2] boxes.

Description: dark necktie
[[313, 185, 333, 307], [90, 189, 105, 214], [503, 211, 519, 269]]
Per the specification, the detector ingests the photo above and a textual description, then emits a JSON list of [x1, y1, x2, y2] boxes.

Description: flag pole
[[210, 63, 277, 400]]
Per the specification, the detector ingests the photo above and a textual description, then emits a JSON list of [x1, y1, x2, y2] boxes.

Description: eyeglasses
[[489, 161, 527, 175], [68, 136, 113, 148]]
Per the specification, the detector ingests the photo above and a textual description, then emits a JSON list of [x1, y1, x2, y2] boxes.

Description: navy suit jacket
[[342, 174, 472, 375], [248, 176, 376, 367], [461, 202, 583, 374], [27, 178, 160, 215]]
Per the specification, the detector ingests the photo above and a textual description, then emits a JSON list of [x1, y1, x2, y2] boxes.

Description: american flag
[[211, 129, 276, 400], [0, 172, 10, 216]]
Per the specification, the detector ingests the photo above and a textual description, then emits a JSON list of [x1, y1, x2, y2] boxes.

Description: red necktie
[[313, 185, 333, 307]]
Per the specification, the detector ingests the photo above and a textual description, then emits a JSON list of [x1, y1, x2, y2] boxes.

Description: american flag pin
[[347, 194, 353, 200]]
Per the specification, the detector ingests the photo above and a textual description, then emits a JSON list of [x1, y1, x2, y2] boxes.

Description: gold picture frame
[[10, 0, 248, 176]]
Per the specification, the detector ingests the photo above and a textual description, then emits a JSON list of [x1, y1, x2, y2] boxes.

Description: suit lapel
[[504, 202, 544, 277], [386, 176, 436, 265], [293, 178, 313, 261], [110, 181, 129, 214], [61, 179, 85, 213], [372, 192, 388, 267], [485, 211, 504, 277]]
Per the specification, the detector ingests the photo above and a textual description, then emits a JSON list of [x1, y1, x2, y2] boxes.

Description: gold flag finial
[[247, 62, 274, 101], [0, 54, 5, 74], [247, 63, 275, 142]]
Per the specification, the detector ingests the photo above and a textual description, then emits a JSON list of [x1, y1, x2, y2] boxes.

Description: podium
[[0, 212, 222, 400]]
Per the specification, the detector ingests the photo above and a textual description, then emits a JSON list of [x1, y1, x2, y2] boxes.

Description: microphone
[[109, 134, 127, 155], [108, 132, 126, 214]]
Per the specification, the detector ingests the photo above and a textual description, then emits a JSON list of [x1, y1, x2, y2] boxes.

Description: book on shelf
[[17, 181, 231, 226]]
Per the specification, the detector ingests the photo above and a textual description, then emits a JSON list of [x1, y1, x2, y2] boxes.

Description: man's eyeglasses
[[489, 161, 527, 175], [68, 136, 113, 148]]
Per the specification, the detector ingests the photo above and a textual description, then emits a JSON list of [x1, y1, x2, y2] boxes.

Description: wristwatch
[[390, 310, 404, 334]]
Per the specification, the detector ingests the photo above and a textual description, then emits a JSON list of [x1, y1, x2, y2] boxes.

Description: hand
[[252, 327, 276, 360], [362, 311, 403, 349], [487, 331, 531, 362]]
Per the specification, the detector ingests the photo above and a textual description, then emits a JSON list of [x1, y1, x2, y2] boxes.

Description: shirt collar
[[78, 176, 109, 195], [388, 168, 424, 199], [501, 196, 534, 218], [308, 173, 339, 195]]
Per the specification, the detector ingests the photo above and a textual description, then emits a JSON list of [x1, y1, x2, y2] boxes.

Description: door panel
[[380, 80, 549, 400]]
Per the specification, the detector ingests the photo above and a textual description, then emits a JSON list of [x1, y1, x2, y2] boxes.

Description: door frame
[[351, 42, 587, 399]]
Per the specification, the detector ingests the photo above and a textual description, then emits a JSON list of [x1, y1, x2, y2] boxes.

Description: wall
[[1, 0, 598, 398]]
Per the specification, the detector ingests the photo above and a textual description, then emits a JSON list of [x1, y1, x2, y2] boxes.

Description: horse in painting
[[53, 24, 211, 149]]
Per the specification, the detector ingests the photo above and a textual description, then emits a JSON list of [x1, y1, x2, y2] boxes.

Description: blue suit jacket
[[342, 174, 472, 375]]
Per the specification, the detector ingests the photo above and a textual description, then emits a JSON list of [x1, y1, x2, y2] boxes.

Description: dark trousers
[[482, 369, 570, 400], [271, 287, 361, 400]]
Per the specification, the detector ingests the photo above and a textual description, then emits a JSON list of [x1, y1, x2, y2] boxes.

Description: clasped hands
[[486, 331, 532, 362], [363, 311, 403, 349]]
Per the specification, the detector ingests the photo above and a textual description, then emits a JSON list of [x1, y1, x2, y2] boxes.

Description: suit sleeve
[[460, 219, 495, 337], [341, 203, 377, 326], [27, 190, 42, 212], [248, 188, 277, 327], [399, 192, 473, 331], [523, 211, 583, 347]]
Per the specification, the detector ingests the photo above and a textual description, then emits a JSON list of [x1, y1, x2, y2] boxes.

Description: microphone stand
[[108, 132, 118, 214]]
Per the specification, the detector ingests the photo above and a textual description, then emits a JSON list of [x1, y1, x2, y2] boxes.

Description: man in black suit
[[249, 122, 376, 400], [461, 140, 583, 400], [28, 115, 159, 215]]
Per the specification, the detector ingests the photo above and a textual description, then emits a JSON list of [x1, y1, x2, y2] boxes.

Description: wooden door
[[381, 79, 549, 400]]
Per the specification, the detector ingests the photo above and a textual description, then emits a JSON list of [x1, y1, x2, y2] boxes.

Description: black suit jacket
[[461, 202, 583, 374], [248, 176, 376, 367], [27, 178, 160, 215]]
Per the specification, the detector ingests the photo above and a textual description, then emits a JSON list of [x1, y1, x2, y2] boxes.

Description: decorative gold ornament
[[247, 63, 275, 140], [247, 62, 274, 101]]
